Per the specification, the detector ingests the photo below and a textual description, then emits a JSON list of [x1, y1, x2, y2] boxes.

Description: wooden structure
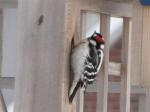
[[0, 0, 150, 112]]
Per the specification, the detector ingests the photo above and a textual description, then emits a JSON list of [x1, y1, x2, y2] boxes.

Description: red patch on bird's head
[[95, 35, 104, 43]]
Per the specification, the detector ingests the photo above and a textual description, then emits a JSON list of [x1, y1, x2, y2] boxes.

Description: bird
[[69, 31, 105, 103]]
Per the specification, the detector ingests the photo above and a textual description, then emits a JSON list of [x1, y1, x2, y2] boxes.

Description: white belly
[[71, 41, 89, 81]]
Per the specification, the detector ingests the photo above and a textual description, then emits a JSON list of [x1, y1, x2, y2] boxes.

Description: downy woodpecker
[[69, 31, 105, 103]]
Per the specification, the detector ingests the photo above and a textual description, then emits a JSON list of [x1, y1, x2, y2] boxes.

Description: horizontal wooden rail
[[0, 77, 15, 89], [0, 76, 146, 94], [80, 0, 132, 17], [87, 82, 147, 94], [0, 0, 17, 8]]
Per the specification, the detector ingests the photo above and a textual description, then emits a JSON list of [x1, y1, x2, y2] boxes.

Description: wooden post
[[0, 77, 15, 89], [0, 0, 17, 8], [14, 0, 78, 112], [139, 6, 150, 111], [96, 13, 110, 112], [0, 9, 8, 112], [139, 95, 146, 112], [131, 0, 143, 86], [76, 11, 87, 112], [139, 89, 150, 112], [81, 11, 87, 39], [141, 7, 150, 87], [120, 18, 131, 112], [0, 9, 2, 76], [144, 89, 150, 112]]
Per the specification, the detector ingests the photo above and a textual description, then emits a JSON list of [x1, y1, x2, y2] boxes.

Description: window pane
[[109, 17, 123, 77], [109, 17, 123, 63]]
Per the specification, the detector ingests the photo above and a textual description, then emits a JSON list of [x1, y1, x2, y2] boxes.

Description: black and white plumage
[[69, 32, 105, 103]]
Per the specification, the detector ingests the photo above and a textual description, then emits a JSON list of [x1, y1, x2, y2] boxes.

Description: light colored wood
[[75, 4, 85, 112], [131, 86, 146, 94], [120, 17, 131, 112], [76, 90, 84, 112], [139, 95, 146, 112], [14, 0, 79, 112], [100, 1, 132, 17], [76, 10, 87, 112], [145, 89, 150, 112], [138, 89, 150, 112], [130, 0, 143, 86], [79, 0, 132, 17], [80, 0, 101, 12], [96, 13, 110, 112], [87, 82, 147, 94], [130, 0, 150, 88], [0, 77, 21, 89], [0, 9, 7, 112], [0, 77, 15, 89], [0, 9, 3, 78], [81, 11, 87, 38], [120, 18, 131, 112], [141, 7, 150, 87], [0, 0, 17, 8]]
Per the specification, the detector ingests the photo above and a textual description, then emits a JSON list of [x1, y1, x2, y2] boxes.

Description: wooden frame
[[120, 17, 131, 112], [79, 0, 132, 18], [0, 10, 8, 112], [80, 11, 110, 112], [87, 82, 147, 94], [80, 1, 132, 112], [14, 0, 75, 112], [0, 0, 145, 112], [96, 13, 110, 112], [138, 89, 150, 112], [76, 10, 86, 112], [3, 0, 150, 112], [130, 0, 143, 86]]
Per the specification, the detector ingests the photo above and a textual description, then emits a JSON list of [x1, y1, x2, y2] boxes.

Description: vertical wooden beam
[[141, 7, 150, 87], [145, 89, 150, 112], [76, 90, 84, 112], [139, 95, 146, 112], [0, 9, 8, 112], [132, 0, 150, 88], [120, 18, 131, 112], [131, 0, 143, 86], [81, 11, 87, 38], [96, 13, 110, 112], [0, 9, 3, 76], [139, 89, 150, 112], [14, 0, 77, 112], [76, 11, 87, 112]]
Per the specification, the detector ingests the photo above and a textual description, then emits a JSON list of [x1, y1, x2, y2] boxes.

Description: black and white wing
[[69, 40, 89, 102], [82, 48, 104, 88], [69, 39, 104, 103]]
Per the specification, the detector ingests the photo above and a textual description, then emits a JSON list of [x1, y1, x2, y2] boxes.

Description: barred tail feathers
[[69, 80, 82, 103]]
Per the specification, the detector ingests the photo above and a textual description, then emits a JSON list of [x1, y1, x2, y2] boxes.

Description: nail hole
[[38, 15, 44, 26]]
